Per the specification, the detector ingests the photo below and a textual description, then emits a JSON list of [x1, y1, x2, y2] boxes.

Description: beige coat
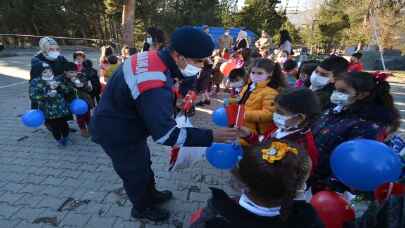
[[255, 37, 272, 50]]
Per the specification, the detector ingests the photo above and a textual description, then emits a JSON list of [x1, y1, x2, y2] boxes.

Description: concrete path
[[0, 50, 236, 228], [0, 49, 404, 228]]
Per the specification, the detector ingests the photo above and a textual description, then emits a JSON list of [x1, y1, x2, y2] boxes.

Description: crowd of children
[[185, 36, 401, 226], [29, 41, 117, 146], [28, 32, 402, 226]]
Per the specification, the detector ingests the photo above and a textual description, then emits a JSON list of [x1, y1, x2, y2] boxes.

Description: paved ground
[[0, 49, 236, 228], [0, 49, 405, 228]]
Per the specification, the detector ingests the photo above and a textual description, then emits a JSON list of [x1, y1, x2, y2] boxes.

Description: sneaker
[[151, 189, 173, 205], [69, 127, 77, 133], [57, 139, 66, 147], [62, 136, 73, 146], [61, 137, 68, 146], [131, 207, 170, 222]]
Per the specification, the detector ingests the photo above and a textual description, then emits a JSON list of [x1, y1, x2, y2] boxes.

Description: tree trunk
[[94, 1, 106, 40], [122, 0, 135, 47]]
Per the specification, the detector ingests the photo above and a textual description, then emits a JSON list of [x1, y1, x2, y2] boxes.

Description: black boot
[[151, 189, 173, 205], [131, 207, 170, 222]]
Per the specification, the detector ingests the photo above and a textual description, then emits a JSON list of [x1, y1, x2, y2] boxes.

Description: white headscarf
[[38, 37, 60, 60], [237, 30, 248, 41]]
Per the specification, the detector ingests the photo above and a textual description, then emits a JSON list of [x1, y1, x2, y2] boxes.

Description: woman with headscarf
[[235, 28, 250, 50], [255, 30, 272, 53], [30, 37, 68, 108], [279, 30, 293, 55]]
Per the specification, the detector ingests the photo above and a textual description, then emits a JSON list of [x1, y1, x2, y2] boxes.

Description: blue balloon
[[21, 109, 45, 128], [206, 143, 243, 170], [70, 98, 88, 115], [212, 107, 228, 127], [331, 139, 402, 191]]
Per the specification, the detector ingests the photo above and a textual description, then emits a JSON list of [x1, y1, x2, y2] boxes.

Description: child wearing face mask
[[241, 88, 321, 172], [29, 63, 74, 146], [228, 68, 247, 96], [310, 71, 400, 193], [225, 68, 248, 127], [64, 62, 94, 137], [310, 56, 349, 111], [283, 59, 298, 87], [73, 51, 86, 72], [238, 58, 286, 142], [295, 60, 319, 88]]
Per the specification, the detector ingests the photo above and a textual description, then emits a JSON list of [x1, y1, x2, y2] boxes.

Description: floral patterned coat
[[310, 103, 392, 186], [29, 76, 74, 119]]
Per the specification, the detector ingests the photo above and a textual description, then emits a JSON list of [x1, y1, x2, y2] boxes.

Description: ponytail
[[249, 58, 287, 90], [342, 72, 400, 132], [373, 78, 400, 132], [268, 62, 287, 90]]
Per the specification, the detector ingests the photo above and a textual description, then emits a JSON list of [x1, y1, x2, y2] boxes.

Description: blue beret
[[170, 26, 214, 59]]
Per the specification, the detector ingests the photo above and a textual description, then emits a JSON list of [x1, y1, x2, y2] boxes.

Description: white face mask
[[146, 37, 153, 45], [41, 69, 54, 81], [330, 90, 352, 106], [273, 112, 298, 130], [225, 32, 230, 36], [229, 80, 244, 89], [250, 73, 268, 83], [181, 64, 201, 77], [46, 51, 60, 61], [310, 72, 330, 91]]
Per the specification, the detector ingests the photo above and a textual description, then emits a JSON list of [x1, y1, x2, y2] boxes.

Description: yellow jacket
[[240, 80, 278, 134], [104, 64, 119, 82]]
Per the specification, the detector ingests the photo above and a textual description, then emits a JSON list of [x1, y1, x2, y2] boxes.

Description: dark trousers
[[45, 118, 69, 140], [31, 101, 38, 109], [101, 140, 156, 210]]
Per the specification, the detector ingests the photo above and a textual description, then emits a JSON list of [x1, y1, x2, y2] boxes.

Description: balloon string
[[385, 182, 394, 202]]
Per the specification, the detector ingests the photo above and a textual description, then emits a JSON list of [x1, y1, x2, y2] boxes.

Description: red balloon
[[310, 191, 355, 228], [374, 182, 405, 203]]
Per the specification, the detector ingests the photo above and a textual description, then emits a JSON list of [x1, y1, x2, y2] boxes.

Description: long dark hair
[[279, 30, 292, 46], [237, 139, 311, 220], [100, 45, 113, 64], [298, 60, 320, 87], [341, 72, 400, 132], [275, 88, 321, 128], [250, 58, 286, 90]]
